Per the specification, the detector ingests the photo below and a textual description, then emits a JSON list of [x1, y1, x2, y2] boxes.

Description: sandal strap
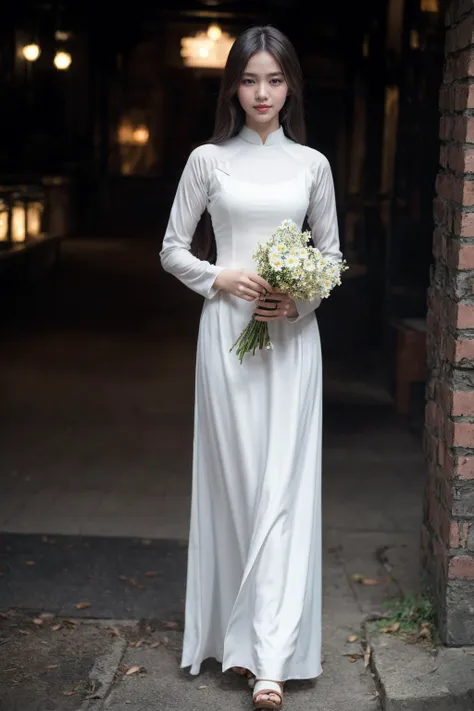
[[253, 680, 283, 697]]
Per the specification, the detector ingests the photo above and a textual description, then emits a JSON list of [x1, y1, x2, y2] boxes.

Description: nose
[[255, 81, 268, 101]]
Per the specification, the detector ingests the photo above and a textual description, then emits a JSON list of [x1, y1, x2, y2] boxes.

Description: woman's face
[[237, 51, 288, 132]]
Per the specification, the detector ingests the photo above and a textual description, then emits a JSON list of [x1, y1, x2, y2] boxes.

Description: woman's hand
[[214, 269, 272, 302], [254, 287, 298, 321]]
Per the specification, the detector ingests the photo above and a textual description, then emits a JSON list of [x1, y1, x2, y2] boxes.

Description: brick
[[446, 420, 474, 447], [451, 389, 474, 416], [453, 209, 474, 237], [456, 303, 474, 328], [465, 148, 474, 173], [450, 522, 461, 547], [436, 171, 454, 199], [458, 178, 474, 206], [453, 337, 474, 363], [446, 0, 474, 27], [457, 455, 474, 480], [440, 115, 454, 141], [446, 16, 474, 53], [448, 555, 474, 579], [455, 244, 474, 269]]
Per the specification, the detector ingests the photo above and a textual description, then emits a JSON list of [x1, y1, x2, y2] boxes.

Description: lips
[[255, 105, 271, 111]]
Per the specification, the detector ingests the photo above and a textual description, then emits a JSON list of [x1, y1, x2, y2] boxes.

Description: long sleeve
[[159, 146, 226, 299], [287, 154, 343, 323]]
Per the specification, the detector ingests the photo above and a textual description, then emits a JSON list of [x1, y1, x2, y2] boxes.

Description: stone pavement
[[0, 237, 472, 710]]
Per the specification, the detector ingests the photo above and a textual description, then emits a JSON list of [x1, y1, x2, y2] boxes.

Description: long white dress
[[159, 124, 342, 682]]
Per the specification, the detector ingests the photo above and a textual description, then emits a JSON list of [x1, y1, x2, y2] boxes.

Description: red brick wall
[[424, 0, 474, 646]]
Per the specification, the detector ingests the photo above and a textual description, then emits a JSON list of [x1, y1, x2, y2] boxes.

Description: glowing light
[[27, 201, 44, 237], [132, 126, 149, 144], [12, 205, 26, 243], [0, 201, 8, 241], [22, 44, 41, 62], [181, 24, 235, 69], [54, 51, 72, 70], [207, 24, 222, 41]]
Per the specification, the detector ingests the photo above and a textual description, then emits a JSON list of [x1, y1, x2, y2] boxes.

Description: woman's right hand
[[214, 269, 272, 302]]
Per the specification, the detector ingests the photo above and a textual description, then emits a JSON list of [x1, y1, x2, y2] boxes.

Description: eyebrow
[[242, 71, 284, 77]]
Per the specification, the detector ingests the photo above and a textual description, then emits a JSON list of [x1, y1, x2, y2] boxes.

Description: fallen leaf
[[0, 612, 9, 619], [150, 641, 161, 648], [145, 625, 152, 634], [351, 574, 364, 583], [135, 638, 145, 648], [343, 652, 363, 662], [63, 618, 80, 625], [364, 645, 371, 668], [24, 560, 35, 566], [362, 578, 379, 586], [18, 629, 31, 635], [110, 627, 121, 637], [380, 622, 400, 634], [163, 621, 178, 629], [125, 665, 141, 676], [75, 601, 90, 610], [144, 571, 158, 577], [32, 618, 43, 626], [51, 624, 62, 632], [163, 636, 169, 644], [63, 691, 75, 696], [128, 642, 136, 647], [347, 635, 359, 643], [46, 664, 58, 670], [39, 612, 55, 620], [198, 685, 207, 690], [118, 575, 128, 581]]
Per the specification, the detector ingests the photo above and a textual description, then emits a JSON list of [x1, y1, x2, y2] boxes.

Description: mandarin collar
[[238, 125, 286, 146]]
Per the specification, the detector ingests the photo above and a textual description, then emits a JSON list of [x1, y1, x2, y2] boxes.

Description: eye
[[270, 78, 283, 85], [241, 78, 254, 85]]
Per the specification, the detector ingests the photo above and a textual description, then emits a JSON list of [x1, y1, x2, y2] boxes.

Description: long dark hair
[[191, 25, 307, 262]]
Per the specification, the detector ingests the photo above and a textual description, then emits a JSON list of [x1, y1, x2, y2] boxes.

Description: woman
[[159, 25, 342, 710]]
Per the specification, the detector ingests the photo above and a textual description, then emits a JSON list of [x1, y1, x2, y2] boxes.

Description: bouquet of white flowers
[[230, 219, 348, 363]]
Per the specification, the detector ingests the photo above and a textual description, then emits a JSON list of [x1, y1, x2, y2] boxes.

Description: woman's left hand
[[254, 287, 298, 321]]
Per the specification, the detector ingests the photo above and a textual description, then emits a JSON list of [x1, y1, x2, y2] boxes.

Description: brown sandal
[[252, 679, 283, 709]]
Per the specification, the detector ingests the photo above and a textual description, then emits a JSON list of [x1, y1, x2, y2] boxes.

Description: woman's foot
[[252, 679, 284, 709]]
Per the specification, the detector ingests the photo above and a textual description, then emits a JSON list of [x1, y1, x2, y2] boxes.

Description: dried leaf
[[0, 612, 9, 619], [75, 601, 90, 610], [351, 574, 364, 583], [24, 560, 35, 566], [18, 629, 31, 635], [110, 627, 121, 637], [343, 652, 363, 662], [150, 641, 161, 648], [163, 636, 169, 644], [347, 635, 359, 643], [364, 645, 371, 668], [46, 664, 58, 670], [39, 612, 55, 620], [125, 665, 141, 676], [63, 618, 80, 625], [362, 578, 379, 586], [198, 685, 207, 690], [144, 571, 158, 577], [118, 575, 128, 581], [32, 618, 43, 626], [128, 642, 136, 647], [63, 691, 75, 696], [51, 624, 62, 632], [135, 638, 145, 648], [163, 621, 178, 629], [380, 622, 400, 634]]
